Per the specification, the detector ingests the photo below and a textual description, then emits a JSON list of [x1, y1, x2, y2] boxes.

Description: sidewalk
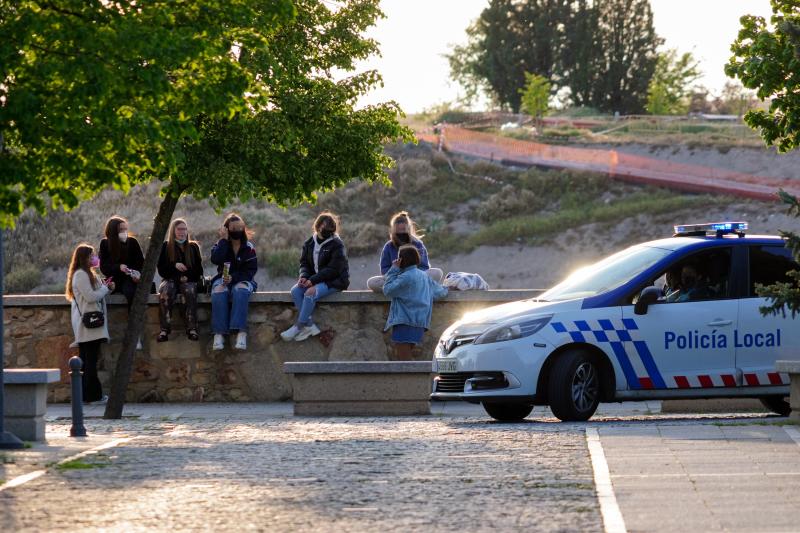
[[598, 422, 800, 532]]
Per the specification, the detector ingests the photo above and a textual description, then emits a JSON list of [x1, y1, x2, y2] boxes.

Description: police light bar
[[673, 221, 748, 235]]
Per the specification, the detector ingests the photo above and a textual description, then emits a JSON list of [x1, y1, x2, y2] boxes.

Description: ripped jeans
[[211, 278, 254, 334], [158, 279, 198, 332]]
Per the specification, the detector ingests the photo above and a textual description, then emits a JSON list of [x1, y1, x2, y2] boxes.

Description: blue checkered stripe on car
[[550, 318, 666, 390]]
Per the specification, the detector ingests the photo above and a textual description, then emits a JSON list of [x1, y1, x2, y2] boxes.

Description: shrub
[[478, 185, 545, 222], [4, 265, 43, 294], [264, 249, 298, 279]]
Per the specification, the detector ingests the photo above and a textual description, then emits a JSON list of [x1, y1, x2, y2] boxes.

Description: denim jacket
[[382, 265, 448, 330]]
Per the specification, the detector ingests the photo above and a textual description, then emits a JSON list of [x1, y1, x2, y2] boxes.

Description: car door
[[621, 247, 738, 390], [736, 244, 800, 388]]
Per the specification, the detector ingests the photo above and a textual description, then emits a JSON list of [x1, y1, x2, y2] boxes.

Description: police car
[[432, 222, 799, 422]]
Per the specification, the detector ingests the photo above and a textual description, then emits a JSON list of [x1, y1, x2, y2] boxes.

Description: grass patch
[[56, 459, 108, 471], [468, 193, 723, 250]]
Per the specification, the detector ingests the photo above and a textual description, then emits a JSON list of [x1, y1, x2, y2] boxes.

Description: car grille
[[434, 372, 473, 393]]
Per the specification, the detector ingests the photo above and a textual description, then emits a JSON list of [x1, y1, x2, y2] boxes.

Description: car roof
[[641, 235, 785, 252]]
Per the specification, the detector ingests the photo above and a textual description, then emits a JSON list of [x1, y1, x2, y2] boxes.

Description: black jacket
[[299, 235, 350, 290], [157, 241, 203, 283], [99, 237, 144, 279], [210, 238, 258, 289]]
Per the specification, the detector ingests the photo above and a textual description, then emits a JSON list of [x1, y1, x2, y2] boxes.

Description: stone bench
[[3, 369, 61, 441], [776, 360, 800, 422], [283, 361, 433, 416]]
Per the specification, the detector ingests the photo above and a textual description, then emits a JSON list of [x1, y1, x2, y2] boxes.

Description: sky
[[355, 0, 774, 113]]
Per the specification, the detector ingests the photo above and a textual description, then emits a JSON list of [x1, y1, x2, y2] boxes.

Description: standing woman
[[66, 244, 115, 404], [383, 245, 448, 361], [367, 211, 443, 292], [99, 215, 144, 304], [210, 213, 257, 351], [281, 212, 350, 342], [99, 215, 144, 348], [156, 218, 203, 342]]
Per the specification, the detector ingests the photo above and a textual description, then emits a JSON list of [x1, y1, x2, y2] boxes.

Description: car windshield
[[539, 245, 672, 302]]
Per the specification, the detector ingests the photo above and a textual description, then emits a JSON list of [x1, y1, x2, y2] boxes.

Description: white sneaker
[[212, 334, 224, 351], [136, 337, 143, 350], [294, 323, 321, 342], [280, 324, 301, 341], [235, 331, 247, 350]]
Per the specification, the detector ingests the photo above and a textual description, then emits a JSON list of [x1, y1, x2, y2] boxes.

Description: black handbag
[[77, 300, 105, 329]]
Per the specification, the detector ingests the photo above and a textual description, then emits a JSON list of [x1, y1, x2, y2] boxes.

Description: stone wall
[[3, 290, 538, 403]]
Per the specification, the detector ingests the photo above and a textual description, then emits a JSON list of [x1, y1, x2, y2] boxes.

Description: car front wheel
[[482, 402, 534, 422], [547, 350, 601, 422]]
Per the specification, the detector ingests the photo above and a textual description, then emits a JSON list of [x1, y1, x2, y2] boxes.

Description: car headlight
[[473, 316, 552, 345]]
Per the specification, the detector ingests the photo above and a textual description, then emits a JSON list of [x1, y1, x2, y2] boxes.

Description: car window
[[540, 245, 672, 302], [749, 245, 799, 296], [630, 247, 733, 304]]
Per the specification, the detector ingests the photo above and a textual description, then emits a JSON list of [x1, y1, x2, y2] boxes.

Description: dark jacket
[[299, 235, 350, 290], [157, 241, 203, 283], [210, 238, 258, 289], [99, 237, 144, 279]]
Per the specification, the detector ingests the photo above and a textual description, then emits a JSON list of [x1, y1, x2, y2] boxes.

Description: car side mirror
[[634, 286, 662, 315]]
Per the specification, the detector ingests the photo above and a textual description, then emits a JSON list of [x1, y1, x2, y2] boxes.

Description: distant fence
[[418, 126, 799, 202]]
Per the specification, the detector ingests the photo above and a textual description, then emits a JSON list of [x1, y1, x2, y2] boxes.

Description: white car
[[431, 222, 800, 421]]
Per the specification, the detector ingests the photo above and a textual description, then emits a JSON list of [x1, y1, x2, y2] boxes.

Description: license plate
[[436, 358, 458, 373]]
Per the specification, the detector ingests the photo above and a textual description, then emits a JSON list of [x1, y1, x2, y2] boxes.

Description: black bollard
[[69, 356, 87, 437]]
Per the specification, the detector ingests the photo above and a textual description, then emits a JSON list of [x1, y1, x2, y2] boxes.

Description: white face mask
[[118, 231, 128, 243]]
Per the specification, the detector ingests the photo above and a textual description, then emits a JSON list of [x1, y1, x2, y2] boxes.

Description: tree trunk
[[104, 184, 183, 419]]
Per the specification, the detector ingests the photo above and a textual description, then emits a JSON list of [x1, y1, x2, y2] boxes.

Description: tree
[[519, 72, 551, 125], [645, 49, 702, 115], [590, 0, 662, 114], [726, 2, 800, 317], [1, 0, 411, 419], [447, 0, 571, 112], [447, 0, 662, 114], [713, 81, 759, 117], [725, 1, 800, 153]]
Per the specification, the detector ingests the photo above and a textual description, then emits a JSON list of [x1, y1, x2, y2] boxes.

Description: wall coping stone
[[3, 369, 61, 384], [776, 360, 800, 373], [284, 361, 433, 374], [3, 289, 544, 307]]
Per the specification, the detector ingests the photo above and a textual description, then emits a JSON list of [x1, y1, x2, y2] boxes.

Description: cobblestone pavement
[[1, 410, 602, 532], [1, 403, 796, 533]]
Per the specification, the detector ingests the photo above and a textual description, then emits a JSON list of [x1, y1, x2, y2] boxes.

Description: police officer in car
[[675, 263, 711, 302]]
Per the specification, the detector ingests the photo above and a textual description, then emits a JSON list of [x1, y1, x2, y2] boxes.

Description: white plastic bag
[[442, 272, 489, 291]]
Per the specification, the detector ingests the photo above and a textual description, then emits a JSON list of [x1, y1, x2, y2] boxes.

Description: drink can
[[223, 262, 231, 278]]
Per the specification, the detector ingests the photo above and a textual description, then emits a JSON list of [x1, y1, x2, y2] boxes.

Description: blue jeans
[[211, 278, 254, 334], [291, 282, 339, 326]]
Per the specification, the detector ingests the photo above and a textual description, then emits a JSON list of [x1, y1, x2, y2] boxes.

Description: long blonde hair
[[166, 218, 198, 267], [65, 244, 98, 301], [389, 211, 422, 247]]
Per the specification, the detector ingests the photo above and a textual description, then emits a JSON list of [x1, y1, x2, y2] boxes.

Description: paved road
[[1, 403, 798, 532]]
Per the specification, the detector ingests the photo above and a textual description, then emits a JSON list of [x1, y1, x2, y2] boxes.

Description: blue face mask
[[176, 238, 187, 244]]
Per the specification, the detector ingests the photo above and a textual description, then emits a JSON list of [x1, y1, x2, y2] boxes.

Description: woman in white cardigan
[[66, 244, 115, 404]]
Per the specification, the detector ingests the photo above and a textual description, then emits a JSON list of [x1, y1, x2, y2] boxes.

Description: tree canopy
[[447, 0, 661, 114], [727, 1, 800, 318], [725, 0, 800, 153], [0, 0, 411, 418], [646, 50, 702, 115]]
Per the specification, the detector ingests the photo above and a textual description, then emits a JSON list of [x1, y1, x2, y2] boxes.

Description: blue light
[[674, 221, 748, 235]]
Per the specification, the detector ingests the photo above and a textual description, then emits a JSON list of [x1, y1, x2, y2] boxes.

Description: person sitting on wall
[[281, 211, 350, 342], [156, 218, 204, 342], [367, 211, 443, 292], [210, 213, 257, 351]]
